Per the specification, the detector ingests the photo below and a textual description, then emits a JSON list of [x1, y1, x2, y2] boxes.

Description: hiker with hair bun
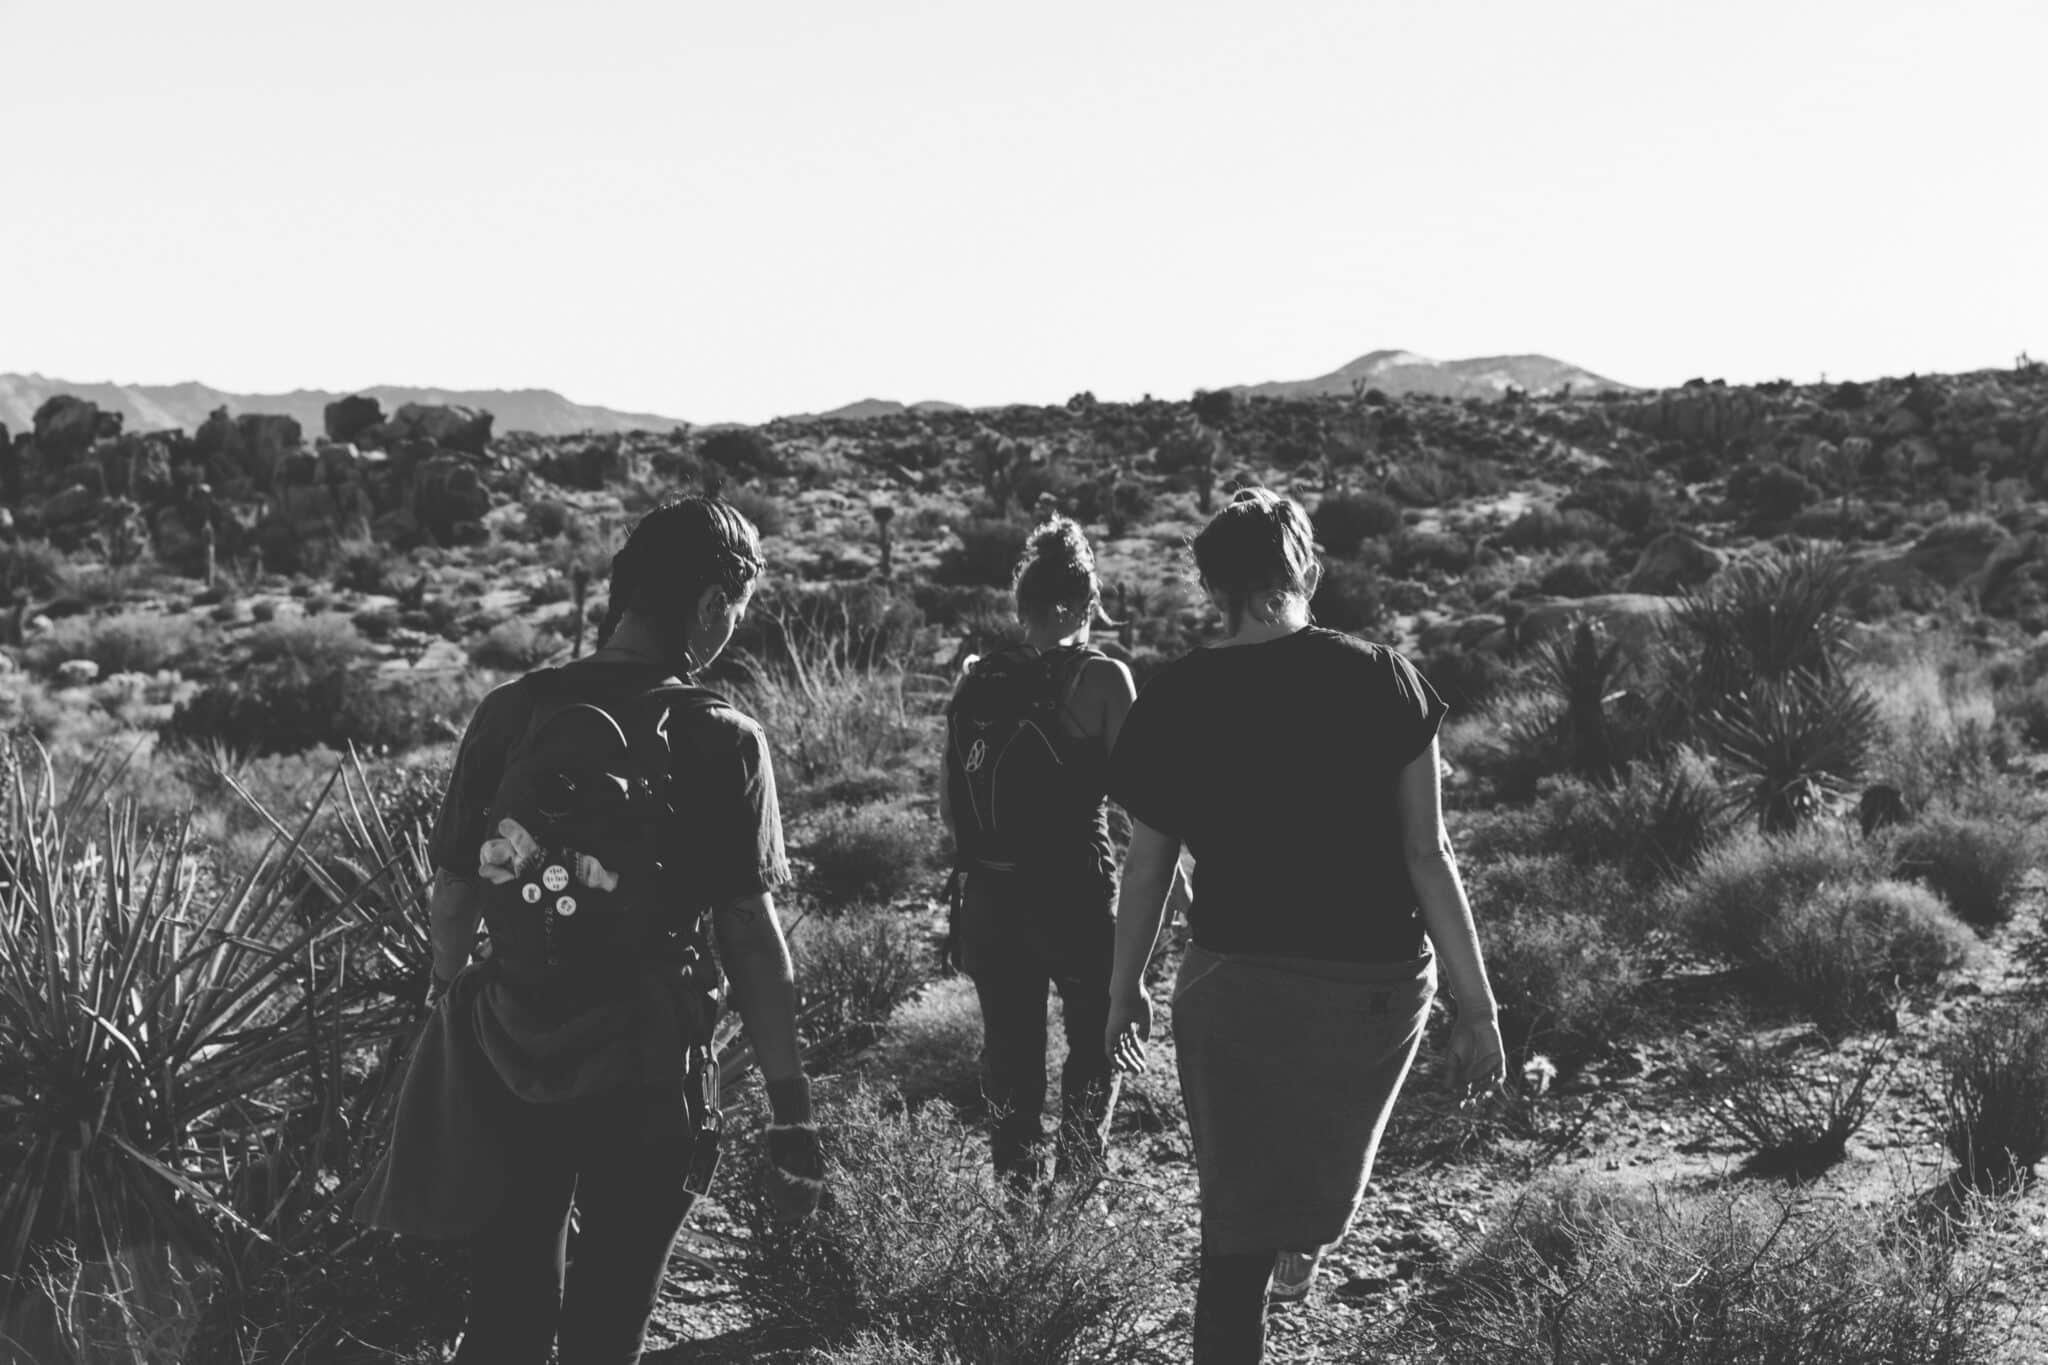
[[356, 495, 822, 1365], [941, 514, 1140, 1194], [1104, 486, 1505, 1365]]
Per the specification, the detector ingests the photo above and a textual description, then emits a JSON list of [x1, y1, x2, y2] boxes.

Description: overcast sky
[[3, 0, 2043, 424]]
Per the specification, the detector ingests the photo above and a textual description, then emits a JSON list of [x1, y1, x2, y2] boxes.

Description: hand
[[1105, 990, 1154, 1075], [763, 1123, 825, 1220], [1445, 1010, 1507, 1107], [424, 971, 454, 1010], [478, 817, 539, 885]]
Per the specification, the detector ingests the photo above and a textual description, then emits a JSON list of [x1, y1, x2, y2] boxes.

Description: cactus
[[872, 503, 895, 577]]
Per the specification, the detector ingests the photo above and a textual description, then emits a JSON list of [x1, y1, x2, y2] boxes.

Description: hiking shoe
[[1270, 1247, 1323, 1303]]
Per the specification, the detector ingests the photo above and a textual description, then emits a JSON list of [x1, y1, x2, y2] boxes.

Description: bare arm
[[713, 890, 805, 1088], [1397, 738, 1495, 1018], [1109, 819, 1180, 1001], [427, 869, 482, 983]]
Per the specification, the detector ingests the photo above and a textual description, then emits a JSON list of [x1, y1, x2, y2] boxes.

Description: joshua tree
[[872, 503, 895, 577]]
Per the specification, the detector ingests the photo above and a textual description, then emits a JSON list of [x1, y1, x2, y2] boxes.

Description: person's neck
[[597, 616, 685, 672], [1218, 614, 1311, 648], [1022, 623, 1087, 651]]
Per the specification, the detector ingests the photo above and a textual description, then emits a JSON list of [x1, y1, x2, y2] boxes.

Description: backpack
[[478, 668, 722, 993], [944, 644, 1103, 871]]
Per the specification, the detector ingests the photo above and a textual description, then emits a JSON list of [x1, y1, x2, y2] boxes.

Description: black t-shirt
[[428, 657, 791, 911], [1106, 627, 1446, 963]]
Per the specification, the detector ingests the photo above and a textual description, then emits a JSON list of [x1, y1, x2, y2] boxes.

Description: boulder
[[1616, 386, 1773, 450], [31, 395, 102, 458], [411, 453, 492, 544], [324, 394, 384, 444], [1515, 593, 1675, 660], [1903, 516, 2010, 589], [236, 414, 304, 488], [40, 485, 103, 527], [1625, 530, 1724, 595], [102, 433, 177, 505], [392, 403, 493, 455]]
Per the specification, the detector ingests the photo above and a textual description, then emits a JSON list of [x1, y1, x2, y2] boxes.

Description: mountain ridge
[[1231, 349, 1634, 401], [0, 374, 692, 438]]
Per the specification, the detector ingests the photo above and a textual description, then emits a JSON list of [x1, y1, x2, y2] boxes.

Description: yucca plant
[[1704, 672, 1880, 833], [1671, 543, 1861, 706], [1529, 617, 1633, 781], [0, 740, 418, 1343]]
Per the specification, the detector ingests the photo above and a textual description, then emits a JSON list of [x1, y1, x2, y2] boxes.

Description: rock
[[1515, 593, 1675, 659], [101, 433, 177, 505], [1625, 530, 1724, 594], [31, 395, 103, 458], [324, 394, 384, 444], [56, 659, 101, 687], [1904, 516, 2010, 589], [40, 485, 103, 527], [1617, 385, 1773, 449], [391, 403, 493, 455], [411, 453, 492, 544], [236, 413, 304, 488]]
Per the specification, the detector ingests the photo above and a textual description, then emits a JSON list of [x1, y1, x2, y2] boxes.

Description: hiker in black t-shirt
[[355, 498, 823, 1365], [941, 515, 1138, 1193], [1104, 487, 1505, 1365]]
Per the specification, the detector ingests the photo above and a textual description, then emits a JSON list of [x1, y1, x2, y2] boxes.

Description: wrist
[[765, 1073, 813, 1126]]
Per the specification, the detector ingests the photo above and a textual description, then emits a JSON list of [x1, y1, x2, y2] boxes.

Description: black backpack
[[944, 644, 1102, 870], [478, 669, 722, 993]]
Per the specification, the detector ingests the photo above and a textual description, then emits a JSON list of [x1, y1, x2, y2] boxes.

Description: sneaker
[[1269, 1247, 1324, 1303]]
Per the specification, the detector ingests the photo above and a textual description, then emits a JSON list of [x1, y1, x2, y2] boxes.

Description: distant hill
[[1231, 350, 1634, 401], [0, 374, 691, 437], [784, 398, 969, 422]]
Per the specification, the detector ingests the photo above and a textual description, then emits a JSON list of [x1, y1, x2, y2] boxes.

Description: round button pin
[[555, 895, 578, 917], [521, 883, 542, 904], [541, 864, 569, 892]]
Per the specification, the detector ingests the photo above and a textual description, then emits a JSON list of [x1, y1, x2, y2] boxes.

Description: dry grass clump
[[1463, 854, 1643, 1064], [1758, 878, 1973, 1040], [1673, 823, 1884, 965], [1940, 1001, 2048, 1193], [23, 610, 208, 679], [1407, 1176, 2008, 1365], [1699, 1032, 1900, 1175], [791, 906, 936, 1062], [803, 801, 942, 908], [1891, 807, 2038, 931], [731, 1086, 1176, 1365]]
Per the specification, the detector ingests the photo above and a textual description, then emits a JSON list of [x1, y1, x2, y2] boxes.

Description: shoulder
[[462, 676, 536, 744], [1307, 629, 1423, 679], [672, 688, 771, 759]]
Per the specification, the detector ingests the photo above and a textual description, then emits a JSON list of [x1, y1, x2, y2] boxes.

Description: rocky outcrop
[[1903, 516, 2013, 589], [31, 395, 107, 458], [1624, 530, 1724, 595], [189, 408, 305, 491], [411, 453, 492, 544], [324, 394, 384, 444], [391, 403, 493, 455], [1617, 385, 1775, 450]]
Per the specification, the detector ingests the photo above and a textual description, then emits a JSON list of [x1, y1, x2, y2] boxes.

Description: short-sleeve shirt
[[1106, 627, 1446, 963], [428, 656, 790, 912]]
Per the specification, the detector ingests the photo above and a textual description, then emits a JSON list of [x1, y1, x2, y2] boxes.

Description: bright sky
[[3, 0, 2043, 425]]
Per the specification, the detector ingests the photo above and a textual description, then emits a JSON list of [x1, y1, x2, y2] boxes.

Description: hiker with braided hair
[[941, 514, 1141, 1194], [1104, 487, 1505, 1365], [357, 496, 822, 1365]]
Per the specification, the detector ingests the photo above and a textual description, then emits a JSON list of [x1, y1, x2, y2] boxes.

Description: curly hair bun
[[1015, 514, 1099, 619]]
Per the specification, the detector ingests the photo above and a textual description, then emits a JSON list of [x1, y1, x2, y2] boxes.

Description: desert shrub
[[1460, 753, 1727, 897], [1464, 855, 1643, 1061], [1701, 1033, 1899, 1175], [1672, 542, 1859, 702], [1535, 551, 1613, 598], [804, 801, 941, 907], [732, 581, 926, 673], [244, 612, 367, 672], [732, 649, 937, 796], [1704, 672, 1881, 833], [164, 662, 484, 759], [1758, 879, 1972, 1039], [1308, 558, 1384, 634], [23, 609, 205, 679], [1674, 824, 1884, 966], [724, 483, 788, 538], [792, 906, 933, 1057], [1728, 460, 1823, 524], [1994, 673, 2048, 748], [1312, 490, 1403, 556], [730, 1087, 1176, 1364], [1891, 809, 2037, 930], [1497, 507, 1619, 552], [467, 617, 562, 672], [0, 538, 67, 597], [1387, 527, 1474, 576], [934, 516, 1031, 587], [1940, 1001, 2048, 1192], [1408, 1177, 2005, 1365], [700, 427, 783, 479], [856, 978, 986, 1111]]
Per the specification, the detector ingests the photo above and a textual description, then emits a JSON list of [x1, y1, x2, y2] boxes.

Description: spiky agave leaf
[[0, 744, 411, 1299], [1703, 673, 1880, 834], [1670, 542, 1861, 712]]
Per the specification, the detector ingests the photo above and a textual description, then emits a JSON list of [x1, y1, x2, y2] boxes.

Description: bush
[[1311, 490, 1402, 557], [1497, 507, 1619, 552], [244, 613, 367, 673], [24, 610, 205, 679], [1703, 672, 1880, 833], [1701, 1033, 1899, 1175], [1675, 824, 1884, 966], [0, 538, 67, 598], [1729, 461, 1823, 524], [1309, 559, 1384, 634], [1464, 855, 1644, 1061], [935, 517, 1030, 587], [803, 801, 941, 907], [855, 978, 987, 1112], [731, 650, 937, 797], [1408, 1177, 2005, 1365], [730, 1087, 1176, 1364], [1759, 879, 1973, 1039], [1940, 1001, 2048, 1192], [724, 484, 788, 538], [1891, 809, 2037, 930], [700, 427, 783, 479], [468, 618, 562, 672], [1536, 552, 1614, 598], [792, 906, 933, 1056]]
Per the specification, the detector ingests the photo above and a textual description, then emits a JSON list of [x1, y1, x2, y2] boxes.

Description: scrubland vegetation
[[5, 361, 2048, 1359]]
